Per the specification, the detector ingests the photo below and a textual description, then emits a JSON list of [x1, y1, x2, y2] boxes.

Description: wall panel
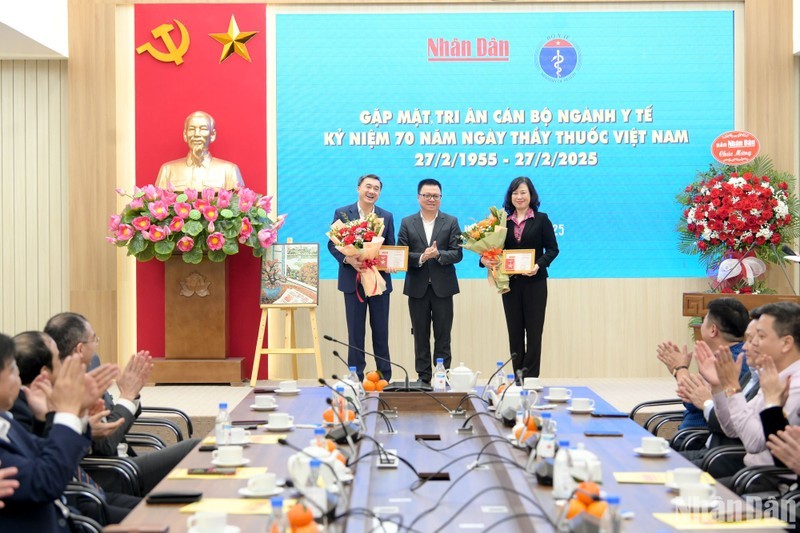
[[0, 60, 68, 335]]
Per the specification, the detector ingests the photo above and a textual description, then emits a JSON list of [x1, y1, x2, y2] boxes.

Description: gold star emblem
[[209, 15, 258, 63]]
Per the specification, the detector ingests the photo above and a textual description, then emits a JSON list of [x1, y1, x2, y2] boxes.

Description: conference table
[[120, 384, 780, 532]]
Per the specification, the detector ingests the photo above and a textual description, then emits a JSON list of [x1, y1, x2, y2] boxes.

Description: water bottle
[[335, 385, 348, 421], [314, 426, 327, 449], [601, 494, 622, 533], [552, 440, 574, 499], [347, 365, 366, 398], [536, 412, 556, 459], [491, 361, 505, 391], [266, 496, 286, 533], [516, 390, 530, 426], [215, 402, 230, 445], [432, 358, 447, 392], [307, 458, 323, 488]]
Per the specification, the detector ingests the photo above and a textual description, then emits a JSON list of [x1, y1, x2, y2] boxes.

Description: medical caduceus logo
[[538, 37, 579, 82], [136, 20, 190, 65]]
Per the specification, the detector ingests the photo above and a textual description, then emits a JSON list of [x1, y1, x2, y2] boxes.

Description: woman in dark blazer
[[482, 177, 559, 378]]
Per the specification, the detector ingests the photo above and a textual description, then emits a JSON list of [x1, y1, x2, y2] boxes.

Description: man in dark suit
[[397, 179, 462, 384], [328, 174, 395, 380], [0, 333, 94, 532]]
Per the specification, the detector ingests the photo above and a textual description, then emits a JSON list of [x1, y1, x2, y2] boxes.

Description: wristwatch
[[672, 365, 688, 378], [724, 386, 741, 398]]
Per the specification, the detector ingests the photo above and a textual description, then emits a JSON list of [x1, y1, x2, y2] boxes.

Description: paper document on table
[[180, 497, 296, 515], [168, 467, 267, 480], [614, 472, 715, 484], [202, 435, 286, 446], [653, 512, 787, 530]]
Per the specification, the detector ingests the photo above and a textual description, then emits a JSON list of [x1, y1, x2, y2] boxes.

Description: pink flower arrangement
[[108, 185, 286, 264]]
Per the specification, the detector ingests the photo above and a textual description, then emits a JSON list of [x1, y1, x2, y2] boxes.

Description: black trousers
[[501, 278, 548, 378], [408, 284, 454, 383]]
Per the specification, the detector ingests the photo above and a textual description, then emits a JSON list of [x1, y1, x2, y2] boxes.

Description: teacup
[[571, 398, 595, 410], [247, 472, 277, 494], [669, 467, 701, 487], [187, 511, 227, 533], [279, 380, 298, 392], [254, 395, 276, 408], [228, 427, 251, 445], [641, 436, 669, 453], [523, 377, 542, 389], [268, 412, 294, 427], [548, 387, 572, 400], [212, 445, 244, 465], [679, 482, 716, 502]]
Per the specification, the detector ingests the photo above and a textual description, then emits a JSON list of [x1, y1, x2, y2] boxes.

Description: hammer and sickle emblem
[[136, 20, 190, 65]]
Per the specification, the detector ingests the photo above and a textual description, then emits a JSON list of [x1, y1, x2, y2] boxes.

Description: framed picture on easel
[[260, 243, 319, 306]]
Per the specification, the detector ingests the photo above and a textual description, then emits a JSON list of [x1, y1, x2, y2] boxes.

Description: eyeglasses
[[82, 334, 100, 345], [419, 194, 442, 201]]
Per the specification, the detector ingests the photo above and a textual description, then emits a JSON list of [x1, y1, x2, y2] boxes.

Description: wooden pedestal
[[151, 358, 243, 384], [164, 259, 227, 359]]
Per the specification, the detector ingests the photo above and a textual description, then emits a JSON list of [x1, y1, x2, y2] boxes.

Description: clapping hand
[[82, 363, 120, 411], [21, 373, 53, 421], [694, 341, 721, 388], [657, 341, 692, 374], [88, 399, 125, 439], [0, 462, 19, 509], [676, 373, 712, 409], [714, 345, 743, 392], [760, 356, 791, 407], [767, 426, 800, 475], [116, 351, 153, 402], [421, 241, 439, 263], [51, 355, 86, 416]]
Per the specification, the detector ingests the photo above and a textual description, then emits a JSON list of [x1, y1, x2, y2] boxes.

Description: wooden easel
[[250, 303, 322, 387]]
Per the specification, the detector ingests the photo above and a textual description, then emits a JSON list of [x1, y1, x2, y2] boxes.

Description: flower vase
[[264, 284, 281, 301]]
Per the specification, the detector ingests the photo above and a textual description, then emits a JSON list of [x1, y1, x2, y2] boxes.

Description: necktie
[[74, 465, 106, 498]]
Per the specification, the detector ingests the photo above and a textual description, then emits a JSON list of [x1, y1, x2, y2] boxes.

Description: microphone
[[324, 334, 431, 392], [325, 397, 395, 434], [330, 373, 362, 402], [515, 367, 527, 386], [480, 354, 514, 402], [495, 372, 517, 417], [772, 244, 798, 294], [331, 350, 351, 370], [452, 393, 490, 414], [333, 372, 396, 417], [318, 380, 361, 455], [318, 377, 363, 415]]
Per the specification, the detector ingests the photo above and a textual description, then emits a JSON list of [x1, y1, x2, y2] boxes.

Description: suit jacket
[[503, 211, 559, 283], [0, 415, 91, 532], [328, 203, 395, 294], [397, 211, 462, 298], [90, 392, 139, 457]]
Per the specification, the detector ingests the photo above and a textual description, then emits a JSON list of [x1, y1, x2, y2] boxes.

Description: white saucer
[[533, 404, 557, 410], [250, 404, 278, 411], [487, 405, 496, 411], [238, 486, 282, 498], [670, 496, 719, 511], [262, 423, 294, 432], [276, 389, 300, 396], [189, 527, 240, 533], [634, 447, 670, 457], [666, 481, 680, 492], [523, 386, 544, 392], [566, 406, 595, 414], [543, 395, 570, 403], [211, 458, 251, 467], [228, 438, 250, 446]]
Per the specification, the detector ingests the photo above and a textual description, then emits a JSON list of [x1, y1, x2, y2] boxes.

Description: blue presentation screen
[[276, 10, 734, 280]]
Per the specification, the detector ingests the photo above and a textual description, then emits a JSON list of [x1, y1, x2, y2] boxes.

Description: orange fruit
[[586, 500, 608, 519], [366, 371, 380, 383], [334, 450, 347, 464], [497, 383, 506, 394], [575, 481, 601, 506], [324, 439, 337, 452], [292, 525, 318, 533], [322, 409, 335, 423], [286, 502, 314, 528], [525, 415, 538, 431], [363, 379, 376, 392], [565, 498, 586, 519], [346, 409, 356, 421], [376, 379, 388, 391], [290, 522, 319, 533], [513, 426, 535, 441]]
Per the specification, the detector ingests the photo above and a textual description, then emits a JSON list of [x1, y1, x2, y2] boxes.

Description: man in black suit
[[397, 179, 462, 384], [328, 174, 395, 381]]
